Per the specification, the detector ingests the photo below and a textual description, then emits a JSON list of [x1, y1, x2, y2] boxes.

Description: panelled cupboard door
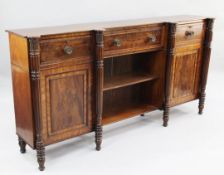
[[40, 64, 93, 145], [170, 47, 202, 106]]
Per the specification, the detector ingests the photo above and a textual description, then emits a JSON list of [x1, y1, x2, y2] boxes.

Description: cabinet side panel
[[9, 33, 35, 148]]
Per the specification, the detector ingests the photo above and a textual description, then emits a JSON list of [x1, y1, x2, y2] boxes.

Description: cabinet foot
[[18, 137, 26, 153], [198, 92, 205, 115], [96, 145, 101, 151], [36, 139, 45, 171], [163, 104, 169, 127], [163, 121, 168, 127], [95, 125, 102, 151]]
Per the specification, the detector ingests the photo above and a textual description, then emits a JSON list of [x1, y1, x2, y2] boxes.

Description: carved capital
[[168, 50, 175, 56], [31, 70, 40, 80], [167, 23, 176, 52], [168, 23, 177, 36], [206, 18, 214, 31], [204, 18, 214, 48], [95, 31, 104, 47], [28, 38, 40, 56], [96, 60, 104, 68], [28, 38, 40, 81]]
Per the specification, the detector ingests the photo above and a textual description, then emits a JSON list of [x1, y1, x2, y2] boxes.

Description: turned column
[[163, 23, 176, 127], [198, 18, 214, 114], [94, 30, 104, 151], [28, 38, 45, 171]]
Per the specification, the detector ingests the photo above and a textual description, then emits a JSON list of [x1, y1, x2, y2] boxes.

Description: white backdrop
[[1, 0, 224, 175]]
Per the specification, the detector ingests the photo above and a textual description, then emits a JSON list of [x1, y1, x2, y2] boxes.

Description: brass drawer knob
[[185, 31, 195, 38], [148, 35, 156, 43], [113, 39, 122, 47], [64, 46, 73, 55]]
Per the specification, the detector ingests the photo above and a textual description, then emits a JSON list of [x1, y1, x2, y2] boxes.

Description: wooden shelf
[[103, 72, 158, 91], [102, 103, 157, 125]]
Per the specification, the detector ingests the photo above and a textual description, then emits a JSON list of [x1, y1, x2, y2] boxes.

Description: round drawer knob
[[185, 31, 195, 38], [148, 35, 156, 43], [113, 39, 122, 47], [64, 46, 73, 55]]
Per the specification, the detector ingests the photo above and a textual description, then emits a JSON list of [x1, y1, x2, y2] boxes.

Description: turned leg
[[163, 103, 170, 127], [198, 19, 214, 115], [163, 23, 176, 127], [18, 137, 26, 153], [95, 30, 104, 151], [198, 92, 206, 114], [36, 139, 45, 171], [28, 38, 46, 171], [95, 124, 102, 151]]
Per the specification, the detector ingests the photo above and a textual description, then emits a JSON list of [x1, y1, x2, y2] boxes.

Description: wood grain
[[103, 103, 156, 125], [163, 23, 176, 127], [95, 30, 104, 151], [198, 18, 214, 114], [9, 33, 35, 148], [40, 64, 93, 145], [40, 33, 93, 64], [7, 16, 214, 171], [169, 48, 202, 106], [175, 22, 204, 45], [103, 24, 165, 57], [104, 72, 158, 91], [7, 15, 205, 37]]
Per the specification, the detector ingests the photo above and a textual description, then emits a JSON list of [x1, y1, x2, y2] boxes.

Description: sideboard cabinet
[[7, 15, 214, 171]]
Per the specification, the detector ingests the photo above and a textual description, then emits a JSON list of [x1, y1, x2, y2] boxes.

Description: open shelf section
[[102, 51, 166, 125], [103, 72, 158, 91], [102, 103, 157, 125]]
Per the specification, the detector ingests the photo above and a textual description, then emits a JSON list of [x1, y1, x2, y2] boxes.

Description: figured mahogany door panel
[[170, 48, 202, 106], [40, 64, 93, 145]]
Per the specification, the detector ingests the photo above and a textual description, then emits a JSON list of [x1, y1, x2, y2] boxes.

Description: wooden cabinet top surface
[[7, 15, 210, 38]]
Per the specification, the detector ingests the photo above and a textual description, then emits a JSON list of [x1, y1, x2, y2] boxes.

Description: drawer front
[[175, 22, 204, 45], [40, 34, 92, 64], [104, 24, 164, 57]]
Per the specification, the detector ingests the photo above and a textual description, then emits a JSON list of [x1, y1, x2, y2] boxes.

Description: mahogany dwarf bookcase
[[7, 15, 214, 171]]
